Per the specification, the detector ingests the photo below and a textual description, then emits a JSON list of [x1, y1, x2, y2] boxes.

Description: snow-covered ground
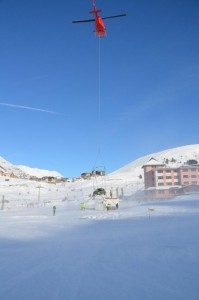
[[0, 194, 199, 300], [1, 144, 199, 299], [1, 144, 199, 205]]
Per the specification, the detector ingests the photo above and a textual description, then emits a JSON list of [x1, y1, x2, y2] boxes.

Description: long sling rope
[[93, 38, 106, 191]]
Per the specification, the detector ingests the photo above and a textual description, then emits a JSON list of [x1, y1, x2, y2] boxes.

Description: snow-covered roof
[[142, 157, 165, 167]]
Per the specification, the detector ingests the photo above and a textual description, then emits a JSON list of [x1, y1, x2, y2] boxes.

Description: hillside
[[17, 165, 63, 178], [0, 155, 64, 179], [106, 144, 199, 198], [0, 156, 27, 178], [111, 144, 199, 177], [1, 144, 199, 208], [1, 147, 199, 299]]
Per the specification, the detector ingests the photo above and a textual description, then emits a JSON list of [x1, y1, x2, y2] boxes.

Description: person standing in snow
[[106, 203, 111, 211], [53, 205, 56, 216], [81, 202, 86, 210]]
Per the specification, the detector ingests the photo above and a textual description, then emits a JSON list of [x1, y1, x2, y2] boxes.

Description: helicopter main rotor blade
[[102, 14, 127, 20], [72, 18, 95, 23]]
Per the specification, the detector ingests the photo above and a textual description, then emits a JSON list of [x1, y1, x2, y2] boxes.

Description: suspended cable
[[98, 36, 101, 151], [92, 37, 107, 192], [93, 37, 105, 169]]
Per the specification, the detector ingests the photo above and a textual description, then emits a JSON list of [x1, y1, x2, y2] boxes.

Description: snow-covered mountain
[[0, 144, 199, 203], [1, 147, 199, 300], [1, 155, 199, 300], [106, 144, 199, 197], [17, 165, 63, 178], [111, 144, 199, 178], [0, 156, 27, 178], [0, 156, 64, 179]]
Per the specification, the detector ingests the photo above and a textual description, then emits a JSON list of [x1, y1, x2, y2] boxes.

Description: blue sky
[[0, 0, 198, 178]]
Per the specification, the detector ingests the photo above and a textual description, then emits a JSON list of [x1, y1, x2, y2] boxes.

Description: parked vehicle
[[93, 188, 106, 196]]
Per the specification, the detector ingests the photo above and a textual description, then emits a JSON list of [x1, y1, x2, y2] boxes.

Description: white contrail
[[0, 102, 58, 114]]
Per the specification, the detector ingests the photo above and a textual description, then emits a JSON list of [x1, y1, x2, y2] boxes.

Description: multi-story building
[[142, 158, 199, 199]]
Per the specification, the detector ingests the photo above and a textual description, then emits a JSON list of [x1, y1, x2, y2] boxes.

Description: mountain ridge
[[1, 144, 199, 184], [111, 144, 199, 177], [0, 156, 64, 179]]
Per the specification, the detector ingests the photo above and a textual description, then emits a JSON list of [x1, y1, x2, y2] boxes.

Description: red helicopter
[[72, 0, 126, 38]]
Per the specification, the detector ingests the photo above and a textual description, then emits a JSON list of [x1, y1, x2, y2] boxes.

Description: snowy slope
[[1, 145, 199, 300], [111, 144, 199, 177], [1, 144, 199, 206], [100, 144, 199, 198], [17, 165, 63, 178], [0, 156, 27, 178], [0, 155, 64, 178]]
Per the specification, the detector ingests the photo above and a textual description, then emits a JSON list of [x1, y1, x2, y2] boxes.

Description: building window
[[158, 183, 164, 186], [191, 182, 197, 185], [183, 182, 189, 185], [166, 176, 172, 179], [174, 181, 180, 185], [183, 175, 189, 178], [158, 176, 163, 179], [157, 170, 163, 173], [191, 175, 196, 178]]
